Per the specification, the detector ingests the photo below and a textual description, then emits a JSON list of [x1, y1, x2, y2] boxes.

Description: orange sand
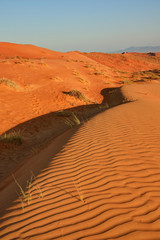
[[0, 83, 160, 239], [0, 42, 160, 135], [0, 43, 160, 239]]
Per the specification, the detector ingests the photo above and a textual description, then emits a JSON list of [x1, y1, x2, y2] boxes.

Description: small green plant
[[0, 77, 18, 88], [71, 112, 81, 125], [12, 174, 27, 199], [0, 130, 23, 145], [57, 110, 81, 127], [64, 118, 74, 128], [64, 112, 81, 127], [30, 171, 43, 199], [13, 171, 43, 210]]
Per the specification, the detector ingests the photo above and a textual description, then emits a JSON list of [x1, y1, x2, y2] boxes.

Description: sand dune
[[1, 43, 160, 239], [1, 83, 160, 239], [0, 43, 160, 135]]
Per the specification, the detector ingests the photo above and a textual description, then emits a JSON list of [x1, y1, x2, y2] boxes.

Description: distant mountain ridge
[[112, 46, 160, 53]]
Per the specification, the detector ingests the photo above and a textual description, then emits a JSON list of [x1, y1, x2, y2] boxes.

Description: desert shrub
[[64, 112, 81, 127], [0, 77, 17, 88], [57, 110, 81, 127], [84, 64, 93, 68], [0, 130, 23, 145], [62, 89, 90, 102], [56, 110, 73, 117]]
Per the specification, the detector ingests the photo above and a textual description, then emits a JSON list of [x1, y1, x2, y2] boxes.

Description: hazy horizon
[[1, 0, 160, 52]]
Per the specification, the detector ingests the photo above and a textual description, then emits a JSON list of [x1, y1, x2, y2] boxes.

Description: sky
[[0, 0, 160, 52]]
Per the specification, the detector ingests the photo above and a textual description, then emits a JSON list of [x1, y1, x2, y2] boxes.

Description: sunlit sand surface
[[1, 83, 160, 239]]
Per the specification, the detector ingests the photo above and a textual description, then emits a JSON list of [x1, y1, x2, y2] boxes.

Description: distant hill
[[112, 46, 160, 53]]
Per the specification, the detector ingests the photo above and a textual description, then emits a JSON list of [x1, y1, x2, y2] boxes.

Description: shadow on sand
[[0, 86, 129, 217]]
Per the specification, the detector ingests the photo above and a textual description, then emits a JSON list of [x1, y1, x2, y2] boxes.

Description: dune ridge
[[0, 83, 160, 239], [0, 42, 160, 135]]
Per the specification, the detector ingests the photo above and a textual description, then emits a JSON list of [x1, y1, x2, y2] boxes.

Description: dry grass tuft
[[0, 130, 23, 145], [13, 171, 43, 210], [84, 64, 93, 68], [62, 89, 90, 103], [57, 110, 81, 127], [0, 77, 18, 88], [93, 71, 104, 76]]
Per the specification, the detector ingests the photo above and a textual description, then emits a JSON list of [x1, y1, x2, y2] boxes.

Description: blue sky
[[0, 0, 160, 52]]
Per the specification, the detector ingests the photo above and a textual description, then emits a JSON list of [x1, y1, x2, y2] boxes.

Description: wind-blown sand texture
[[1, 43, 160, 239], [0, 83, 160, 239]]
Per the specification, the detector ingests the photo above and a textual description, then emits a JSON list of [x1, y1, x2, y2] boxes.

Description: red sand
[[0, 43, 160, 239], [0, 42, 159, 135]]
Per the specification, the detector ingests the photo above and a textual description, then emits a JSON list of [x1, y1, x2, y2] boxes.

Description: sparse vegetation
[[0, 77, 18, 88], [64, 116, 80, 127], [13, 172, 43, 210], [73, 71, 79, 76], [0, 130, 23, 145], [15, 55, 22, 60], [132, 69, 160, 82], [122, 79, 134, 84], [84, 64, 93, 68], [62, 89, 90, 103], [78, 77, 84, 83], [70, 112, 81, 125], [93, 71, 104, 76], [57, 110, 81, 127], [56, 110, 73, 117]]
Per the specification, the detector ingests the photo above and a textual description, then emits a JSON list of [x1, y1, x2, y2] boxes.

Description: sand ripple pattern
[[1, 84, 160, 239]]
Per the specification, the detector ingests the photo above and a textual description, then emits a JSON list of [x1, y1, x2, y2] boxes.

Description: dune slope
[[0, 83, 160, 239]]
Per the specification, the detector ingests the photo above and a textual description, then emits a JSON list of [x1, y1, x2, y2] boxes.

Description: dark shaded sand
[[0, 83, 160, 239]]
